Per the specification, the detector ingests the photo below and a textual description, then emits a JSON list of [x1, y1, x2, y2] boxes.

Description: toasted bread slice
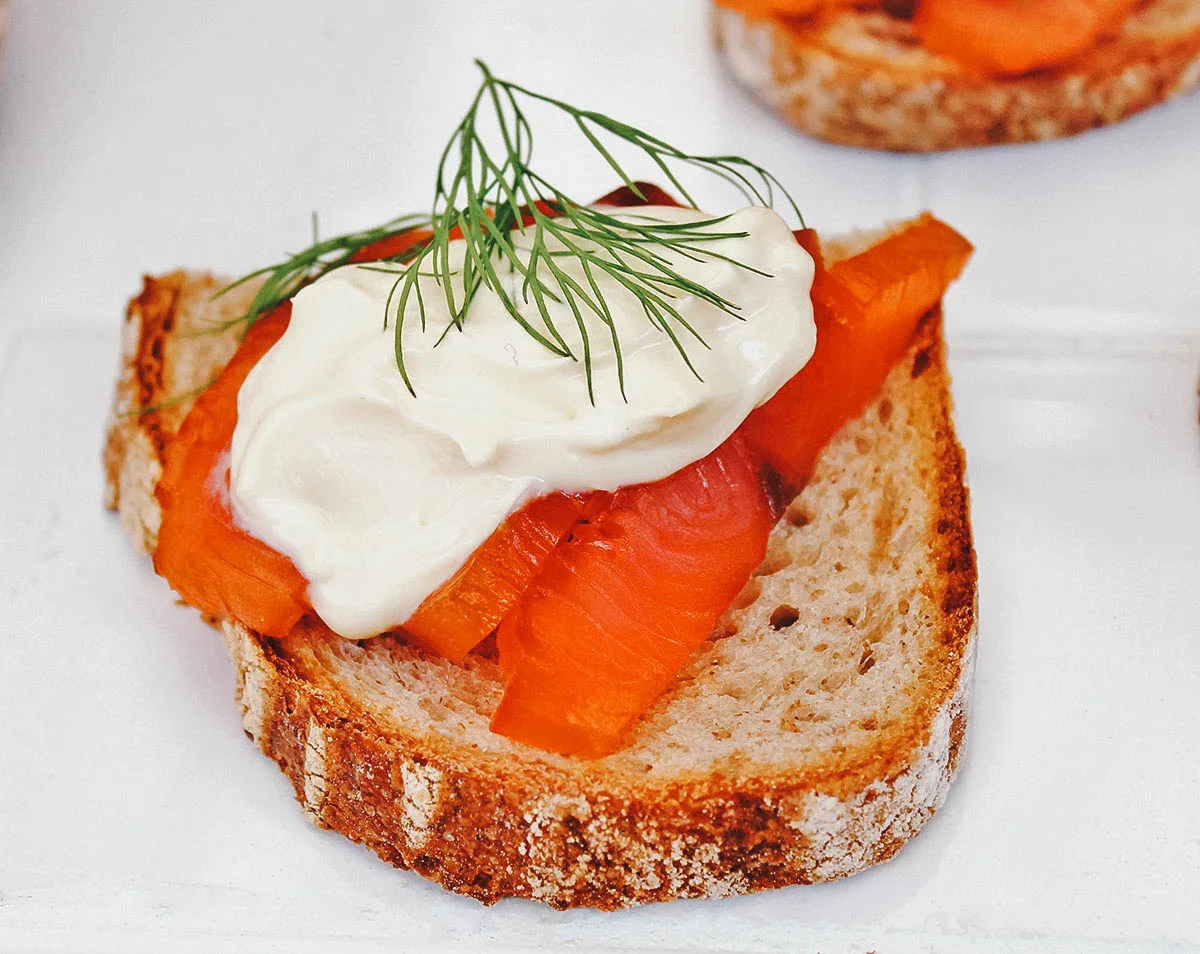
[[104, 231, 977, 908], [714, 0, 1200, 151]]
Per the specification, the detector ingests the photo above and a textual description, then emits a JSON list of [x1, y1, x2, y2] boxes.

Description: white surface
[[1, 1, 1199, 952]]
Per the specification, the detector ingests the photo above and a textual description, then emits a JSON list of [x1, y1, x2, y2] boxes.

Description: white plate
[[2, 308, 1197, 954]]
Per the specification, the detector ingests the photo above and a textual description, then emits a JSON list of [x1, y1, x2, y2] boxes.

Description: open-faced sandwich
[[105, 62, 977, 908], [714, 0, 1200, 150]]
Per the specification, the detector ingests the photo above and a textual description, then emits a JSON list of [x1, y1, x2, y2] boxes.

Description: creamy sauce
[[230, 205, 815, 638]]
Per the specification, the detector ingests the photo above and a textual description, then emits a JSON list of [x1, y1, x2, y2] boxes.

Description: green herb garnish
[[221, 59, 802, 401]]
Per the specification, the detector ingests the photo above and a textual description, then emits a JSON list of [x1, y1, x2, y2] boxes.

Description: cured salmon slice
[[403, 492, 597, 663], [154, 305, 311, 638], [739, 215, 972, 488], [914, 0, 1138, 75], [491, 436, 775, 758]]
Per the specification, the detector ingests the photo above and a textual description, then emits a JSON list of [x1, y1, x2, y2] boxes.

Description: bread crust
[[713, 0, 1200, 151], [104, 272, 251, 550], [105, 267, 977, 909]]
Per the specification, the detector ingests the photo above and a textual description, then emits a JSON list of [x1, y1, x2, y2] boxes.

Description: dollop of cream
[[230, 205, 815, 638]]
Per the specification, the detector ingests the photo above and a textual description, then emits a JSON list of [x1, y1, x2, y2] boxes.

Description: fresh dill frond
[[222, 59, 803, 401], [215, 213, 431, 331]]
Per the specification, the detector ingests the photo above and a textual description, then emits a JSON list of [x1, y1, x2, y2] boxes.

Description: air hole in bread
[[813, 642, 828, 652], [785, 501, 813, 527], [911, 349, 931, 378], [769, 605, 800, 630], [858, 648, 876, 674], [854, 437, 871, 455], [878, 398, 894, 423], [820, 672, 847, 692]]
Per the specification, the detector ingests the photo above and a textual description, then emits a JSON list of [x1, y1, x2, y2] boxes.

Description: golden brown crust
[[104, 272, 248, 550], [105, 271, 977, 908], [713, 1, 1200, 151], [104, 274, 186, 549]]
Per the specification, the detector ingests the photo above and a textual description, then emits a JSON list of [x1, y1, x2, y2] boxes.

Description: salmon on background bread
[[713, 0, 1200, 150], [104, 217, 977, 908]]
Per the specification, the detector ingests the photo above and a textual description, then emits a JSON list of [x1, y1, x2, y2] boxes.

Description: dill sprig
[[223, 59, 803, 401], [217, 213, 430, 330]]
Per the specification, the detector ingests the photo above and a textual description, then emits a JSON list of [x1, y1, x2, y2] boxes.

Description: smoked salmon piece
[[403, 492, 598, 663], [351, 227, 434, 263], [491, 436, 774, 758], [594, 182, 685, 209], [914, 0, 1138, 75], [154, 306, 312, 638], [739, 215, 972, 488], [353, 198, 570, 264]]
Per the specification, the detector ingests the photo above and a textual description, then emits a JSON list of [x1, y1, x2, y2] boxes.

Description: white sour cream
[[230, 205, 815, 638]]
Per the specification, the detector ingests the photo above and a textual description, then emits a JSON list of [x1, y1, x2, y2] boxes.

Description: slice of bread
[[714, 0, 1200, 151], [104, 230, 977, 909]]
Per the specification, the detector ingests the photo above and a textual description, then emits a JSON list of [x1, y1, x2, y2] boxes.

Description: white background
[[1, 2, 1198, 952]]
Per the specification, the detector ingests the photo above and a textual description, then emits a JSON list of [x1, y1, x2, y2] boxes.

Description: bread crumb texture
[[106, 267, 977, 908], [714, 0, 1200, 150]]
